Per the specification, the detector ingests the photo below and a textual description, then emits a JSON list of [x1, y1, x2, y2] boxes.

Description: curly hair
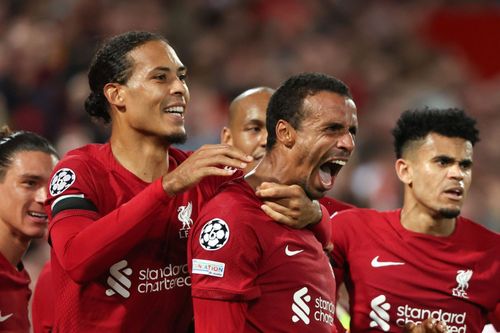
[[392, 107, 480, 158]]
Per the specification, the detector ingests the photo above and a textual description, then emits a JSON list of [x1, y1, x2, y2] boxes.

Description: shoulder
[[319, 196, 355, 216], [457, 216, 500, 247], [55, 143, 108, 172], [332, 207, 386, 222]]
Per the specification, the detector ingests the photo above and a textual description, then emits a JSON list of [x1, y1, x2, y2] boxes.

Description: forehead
[[414, 133, 473, 159], [301, 91, 358, 125], [128, 40, 184, 73], [233, 93, 270, 123], [5, 151, 57, 178]]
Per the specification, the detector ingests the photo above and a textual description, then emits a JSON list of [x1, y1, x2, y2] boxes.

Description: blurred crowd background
[[1, 0, 499, 287]]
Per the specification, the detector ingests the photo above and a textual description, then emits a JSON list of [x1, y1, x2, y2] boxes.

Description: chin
[[437, 208, 461, 219]]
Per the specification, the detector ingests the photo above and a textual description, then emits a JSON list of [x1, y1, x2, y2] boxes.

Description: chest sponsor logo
[[105, 260, 191, 298], [0, 311, 13, 323], [368, 295, 469, 332], [199, 218, 230, 251], [49, 168, 76, 196], [370, 295, 391, 331], [285, 245, 304, 257], [177, 202, 193, 239], [452, 269, 472, 299], [192, 258, 225, 278], [371, 256, 405, 268], [291, 287, 335, 327], [106, 260, 133, 298]]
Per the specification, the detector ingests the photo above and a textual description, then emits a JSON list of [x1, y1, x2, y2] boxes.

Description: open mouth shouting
[[318, 158, 347, 191]]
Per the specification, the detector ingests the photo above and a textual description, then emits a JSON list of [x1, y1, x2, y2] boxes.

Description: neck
[[110, 130, 171, 183], [0, 224, 30, 267], [245, 151, 291, 190], [400, 201, 456, 236]]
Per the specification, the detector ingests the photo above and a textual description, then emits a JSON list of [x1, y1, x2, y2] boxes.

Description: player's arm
[[193, 298, 247, 333], [49, 177, 174, 283], [255, 181, 330, 225], [162, 144, 252, 195]]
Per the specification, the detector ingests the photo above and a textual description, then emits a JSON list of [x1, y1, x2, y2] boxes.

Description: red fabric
[[32, 261, 53, 333], [330, 208, 500, 332], [0, 253, 31, 332], [45, 143, 230, 332], [193, 298, 247, 333], [190, 178, 337, 332]]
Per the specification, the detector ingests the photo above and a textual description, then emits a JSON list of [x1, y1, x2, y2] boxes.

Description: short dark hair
[[84, 31, 168, 123], [392, 108, 480, 158], [266, 73, 352, 150], [0, 126, 59, 180]]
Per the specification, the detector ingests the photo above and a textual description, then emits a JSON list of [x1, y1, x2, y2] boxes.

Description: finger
[[198, 144, 254, 163], [260, 204, 294, 226], [256, 184, 303, 200], [403, 322, 417, 333], [436, 321, 448, 333], [260, 201, 298, 218]]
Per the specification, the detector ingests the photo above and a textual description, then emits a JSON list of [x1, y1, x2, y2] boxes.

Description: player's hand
[[403, 318, 448, 333], [255, 182, 322, 229], [162, 144, 252, 195]]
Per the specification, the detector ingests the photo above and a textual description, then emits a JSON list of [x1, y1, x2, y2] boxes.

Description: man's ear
[[220, 127, 233, 145], [395, 158, 412, 185], [276, 120, 295, 148], [103, 83, 126, 110]]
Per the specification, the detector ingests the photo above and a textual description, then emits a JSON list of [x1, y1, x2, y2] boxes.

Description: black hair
[[392, 107, 480, 158], [0, 126, 59, 180], [266, 72, 352, 150], [84, 31, 168, 123]]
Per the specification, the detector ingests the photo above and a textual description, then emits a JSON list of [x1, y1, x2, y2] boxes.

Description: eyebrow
[[20, 174, 45, 181], [153, 66, 187, 73]]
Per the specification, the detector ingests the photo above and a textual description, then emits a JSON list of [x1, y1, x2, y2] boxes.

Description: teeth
[[28, 212, 47, 218], [164, 106, 184, 114], [333, 160, 346, 166]]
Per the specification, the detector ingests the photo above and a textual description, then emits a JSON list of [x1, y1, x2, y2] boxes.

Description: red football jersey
[[319, 196, 354, 216], [32, 261, 53, 333], [45, 143, 231, 332], [190, 178, 337, 332], [0, 253, 31, 332], [330, 208, 500, 333]]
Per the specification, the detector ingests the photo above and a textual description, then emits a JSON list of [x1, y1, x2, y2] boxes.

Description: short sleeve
[[190, 203, 262, 301]]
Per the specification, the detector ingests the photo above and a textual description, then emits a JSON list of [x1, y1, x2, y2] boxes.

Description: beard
[[437, 208, 460, 219], [164, 132, 187, 145]]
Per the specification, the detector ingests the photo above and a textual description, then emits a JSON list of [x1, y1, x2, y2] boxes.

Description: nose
[[337, 132, 355, 153], [35, 186, 48, 204], [448, 163, 465, 180], [259, 129, 268, 147], [171, 76, 189, 100]]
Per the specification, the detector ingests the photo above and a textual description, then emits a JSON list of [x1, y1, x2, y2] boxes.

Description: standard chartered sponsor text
[[396, 305, 467, 332], [314, 296, 335, 326], [137, 264, 191, 293]]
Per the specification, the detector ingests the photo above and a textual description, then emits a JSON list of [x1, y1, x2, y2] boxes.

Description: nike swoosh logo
[[285, 245, 304, 256], [371, 256, 405, 267], [0, 311, 13, 322]]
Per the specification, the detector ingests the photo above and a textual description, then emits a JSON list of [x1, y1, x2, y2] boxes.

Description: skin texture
[[0, 151, 58, 265], [246, 91, 358, 201], [221, 87, 325, 228], [396, 133, 473, 236], [102, 40, 253, 192], [221, 87, 274, 173]]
